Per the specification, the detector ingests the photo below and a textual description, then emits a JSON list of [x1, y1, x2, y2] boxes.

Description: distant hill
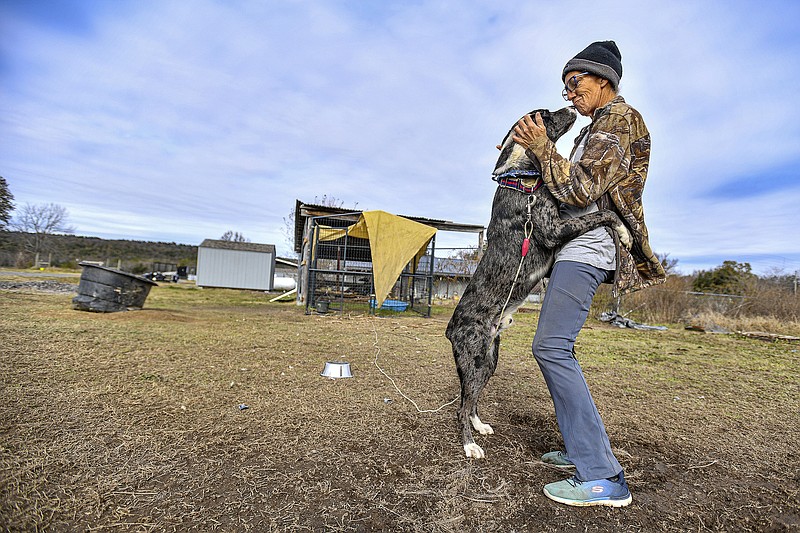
[[0, 232, 198, 272]]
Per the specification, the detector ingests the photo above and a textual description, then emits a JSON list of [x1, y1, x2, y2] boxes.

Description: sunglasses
[[562, 72, 590, 101]]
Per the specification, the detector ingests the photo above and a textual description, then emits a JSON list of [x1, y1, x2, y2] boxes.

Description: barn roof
[[199, 239, 276, 254]]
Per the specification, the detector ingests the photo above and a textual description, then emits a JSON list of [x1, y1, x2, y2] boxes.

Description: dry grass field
[[1, 274, 799, 532]]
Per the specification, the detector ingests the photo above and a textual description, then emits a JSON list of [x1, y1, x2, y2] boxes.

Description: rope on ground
[[370, 319, 458, 414]]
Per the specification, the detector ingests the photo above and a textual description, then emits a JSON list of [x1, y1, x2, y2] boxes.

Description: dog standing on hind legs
[[445, 106, 631, 459]]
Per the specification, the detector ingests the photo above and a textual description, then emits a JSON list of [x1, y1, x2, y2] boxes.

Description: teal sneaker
[[543, 472, 632, 507], [541, 451, 575, 469]]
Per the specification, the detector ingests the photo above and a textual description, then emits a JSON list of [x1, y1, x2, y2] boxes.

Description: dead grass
[[684, 311, 800, 338], [1, 281, 799, 532]]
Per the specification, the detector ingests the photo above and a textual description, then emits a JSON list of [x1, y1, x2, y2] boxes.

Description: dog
[[445, 107, 631, 459]]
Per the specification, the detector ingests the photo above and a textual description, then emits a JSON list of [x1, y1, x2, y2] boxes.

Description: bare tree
[[220, 230, 249, 242], [282, 195, 356, 256], [655, 252, 679, 275], [10, 202, 75, 257], [439, 246, 481, 282], [281, 211, 299, 257]]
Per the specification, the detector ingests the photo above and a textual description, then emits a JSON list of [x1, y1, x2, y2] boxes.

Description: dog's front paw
[[464, 443, 486, 459], [616, 223, 632, 250]]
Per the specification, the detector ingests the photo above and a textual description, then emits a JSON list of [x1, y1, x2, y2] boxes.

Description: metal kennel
[[305, 212, 436, 317]]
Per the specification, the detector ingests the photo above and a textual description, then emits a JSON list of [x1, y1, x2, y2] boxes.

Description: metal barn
[[196, 240, 276, 291]]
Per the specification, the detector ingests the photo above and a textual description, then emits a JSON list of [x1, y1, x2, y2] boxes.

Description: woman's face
[[563, 70, 605, 117]]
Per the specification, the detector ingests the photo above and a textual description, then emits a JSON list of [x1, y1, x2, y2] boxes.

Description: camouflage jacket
[[524, 96, 666, 296]]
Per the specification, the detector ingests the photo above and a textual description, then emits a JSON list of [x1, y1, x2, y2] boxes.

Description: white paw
[[470, 415, 494, 435], [475, 422, 494, 435], [616, 224, 632, 250], [464, 443, 486, 459]]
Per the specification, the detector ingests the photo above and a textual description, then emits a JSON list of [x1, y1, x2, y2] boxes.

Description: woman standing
[[511, 40, 666, 507]]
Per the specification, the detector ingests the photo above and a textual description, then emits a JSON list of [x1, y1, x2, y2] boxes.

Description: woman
[[511, 40, 666, 507]]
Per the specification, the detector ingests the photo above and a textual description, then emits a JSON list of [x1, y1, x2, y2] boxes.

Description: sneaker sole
[[542, 462, 576, 470], [540, 453, 576, 469], [543, 488, 632, 508]]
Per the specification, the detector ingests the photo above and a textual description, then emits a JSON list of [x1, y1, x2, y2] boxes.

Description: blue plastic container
[[369, 298, 409, 311]]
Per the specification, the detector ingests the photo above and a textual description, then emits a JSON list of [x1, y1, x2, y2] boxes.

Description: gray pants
[[532, 260, 622, 481]]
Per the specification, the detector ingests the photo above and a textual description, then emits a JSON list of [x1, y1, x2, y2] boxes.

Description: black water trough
[[72, 262, 158, 313]]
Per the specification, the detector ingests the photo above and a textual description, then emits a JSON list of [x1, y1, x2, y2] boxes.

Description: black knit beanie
[[562, 41, 623, 90]]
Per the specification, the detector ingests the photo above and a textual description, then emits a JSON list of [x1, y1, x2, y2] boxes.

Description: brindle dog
[[446, 107, 631, 459]]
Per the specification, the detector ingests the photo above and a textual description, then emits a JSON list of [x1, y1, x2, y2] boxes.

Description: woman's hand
[[511, 112, 547, 148]]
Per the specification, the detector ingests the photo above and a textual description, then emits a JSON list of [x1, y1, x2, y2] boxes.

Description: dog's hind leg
[[448, 315, 499, 459], [460, 334, 500, 459], [467, 333, 500, 437]]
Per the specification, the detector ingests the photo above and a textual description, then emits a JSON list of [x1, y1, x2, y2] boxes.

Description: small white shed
[[196, 240, 276, 291]]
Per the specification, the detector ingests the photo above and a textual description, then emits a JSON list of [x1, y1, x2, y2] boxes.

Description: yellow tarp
[[316, 210, 436, 308]]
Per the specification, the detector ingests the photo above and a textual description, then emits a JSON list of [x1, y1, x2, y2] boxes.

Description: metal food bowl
[[321, 361, 352, 379]]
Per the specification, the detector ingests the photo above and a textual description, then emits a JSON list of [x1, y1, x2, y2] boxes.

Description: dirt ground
[[1, 281, 799, 532]]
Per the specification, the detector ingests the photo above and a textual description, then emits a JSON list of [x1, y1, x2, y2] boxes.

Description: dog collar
[[493, 170, 544, 194]]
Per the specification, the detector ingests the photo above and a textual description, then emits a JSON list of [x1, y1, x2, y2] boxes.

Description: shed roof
[[293, 199, 485, 253], [276, 257, 298, 268], [199, 239, 276, 254]]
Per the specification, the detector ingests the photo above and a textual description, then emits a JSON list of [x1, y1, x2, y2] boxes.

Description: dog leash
[[497, 194, 535, 326], [370, 320, 458, 413]]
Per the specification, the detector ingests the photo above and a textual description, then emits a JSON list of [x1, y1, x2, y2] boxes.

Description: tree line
[[0, 231, 198, 272], [0, 176, 249, 272]]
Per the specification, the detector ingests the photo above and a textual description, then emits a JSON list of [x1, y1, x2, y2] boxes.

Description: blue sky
[[2, 0, 799, 275]]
